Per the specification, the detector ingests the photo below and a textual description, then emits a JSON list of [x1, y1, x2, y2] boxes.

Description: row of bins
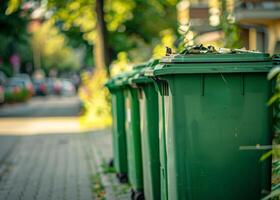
[[105, 47, 278, 200]]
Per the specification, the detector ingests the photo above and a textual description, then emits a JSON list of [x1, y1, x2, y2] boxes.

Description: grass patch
[[101, 159, 116, 174], [91, 174, 106, 200]]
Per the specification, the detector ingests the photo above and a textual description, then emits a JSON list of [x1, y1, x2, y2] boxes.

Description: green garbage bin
[[131, 59, 160, 200], [145, 63, 169, 200], [157, 85, 168, 200], [105, 75, 128, 183], [122, 64, 147, 199], [151, 48, 273, 200]]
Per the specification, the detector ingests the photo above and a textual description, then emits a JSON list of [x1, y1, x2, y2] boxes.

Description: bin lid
[[105, 73, 127, 89], [153, 45, 273, 75], [104, 79, 112, 88], [133, 63, 147, 70], [132, 59, 159, 84], [121, 63, 147, 86]]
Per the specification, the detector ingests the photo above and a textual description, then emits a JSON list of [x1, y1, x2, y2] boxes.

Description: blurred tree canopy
[[46, 0, 179, 69], [6, 0, 180, 128], [2, 0, 86, 75], [32, 19, 80, 72], [0, 1, 31, 76], [6, 0, 179, 71]]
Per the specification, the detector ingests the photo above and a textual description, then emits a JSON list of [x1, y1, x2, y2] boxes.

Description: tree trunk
[[94, 0, 110, 76]]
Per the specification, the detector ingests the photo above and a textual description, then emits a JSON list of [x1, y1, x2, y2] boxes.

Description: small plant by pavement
[[91, 174, 106, 200], [101, 159, 116, 174], [261, 57, 280, 200]]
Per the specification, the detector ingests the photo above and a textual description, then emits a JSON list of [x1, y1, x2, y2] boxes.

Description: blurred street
[[0, 130, 121, 200], [0, 96, 129, 200], [0, 96, 82, 135], [0, 96, 81, 118]]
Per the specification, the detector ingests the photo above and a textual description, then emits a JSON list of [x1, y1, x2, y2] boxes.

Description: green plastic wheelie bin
[[131, 59, 161, 200], [122, 63, 147, 200], [145, 62, 169, 200], [105, 75, 128, 183], [151, 47, 273, 200]]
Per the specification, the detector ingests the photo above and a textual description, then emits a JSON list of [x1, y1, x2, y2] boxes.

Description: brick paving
[[0, 136, 19, 165], [0, 130, 130, 200]]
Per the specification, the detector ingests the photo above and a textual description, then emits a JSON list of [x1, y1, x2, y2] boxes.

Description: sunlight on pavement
[[0, 117, 92, 135]]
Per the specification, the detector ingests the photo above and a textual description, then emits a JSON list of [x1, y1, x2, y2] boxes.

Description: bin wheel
[[117, 173, 128, 183], [108, 159, 114, 167], [130, 189, 135, 200], [134, 191, 144, 200]]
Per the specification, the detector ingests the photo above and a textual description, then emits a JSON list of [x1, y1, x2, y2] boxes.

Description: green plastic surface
[[155, 53, 272, 75], [132, 59, 159, 84], [160, 52, 270, 63], [124, 86, 143, 191], [152, 53, 273, 200], [122, 63, 147, 192], [105, 77, 128, 177], [111, 89, 128, 175], [133, 59, 161, 200]]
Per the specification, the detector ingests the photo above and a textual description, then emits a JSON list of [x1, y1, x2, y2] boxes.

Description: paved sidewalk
[[0, 136, 19, 165], [0, 130, 130, 200]]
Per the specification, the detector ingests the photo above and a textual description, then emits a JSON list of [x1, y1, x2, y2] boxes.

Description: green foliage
[[6, 0, 179, 65], [47, 0, 179, 63], [90, 174, 105, 200], [117, 0, 179, 61], [6, 0, 21, 15], [0, 65, 13, 77], [32, 19, 81, 72], [259, 150, 273, 162], [48, 0, 96, 42], [268, 62, 280, 142], [268, 93, 280, 106], [0, 1, 31, 70], [268, 67, 280, 80], [262, 58, 280, 199], [6, 0, 180, 129], [1, 1, 28, 41], [262, 189, 280, 200], [4, 89, 30, 103], [101, 160, 116, 174], [44, 0, 180, 129]]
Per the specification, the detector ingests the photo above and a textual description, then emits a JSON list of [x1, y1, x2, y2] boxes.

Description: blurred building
[[177, 0, 217, 46], [177, 0, 230, 47], [177, 0, 280, 54], [235, 0, 280, 54]]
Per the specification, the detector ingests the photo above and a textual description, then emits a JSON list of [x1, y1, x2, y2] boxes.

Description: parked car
[[6, 78, 26, 92], [33, 79, 47, 96], [0, 72, 6, 104], [0, 72, 7, 85], [0, 83, 4, 104], [61, 79, 75, 96], [5, 78, 30, 103], [13, 74, 34, 96], [45, 78, 62, 95]]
